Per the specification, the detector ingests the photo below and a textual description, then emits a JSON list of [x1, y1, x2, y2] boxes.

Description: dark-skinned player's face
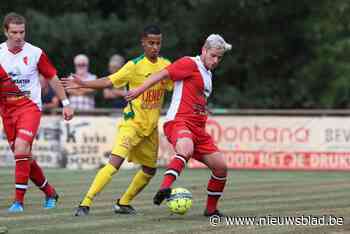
[[142, 34, 162, 61]]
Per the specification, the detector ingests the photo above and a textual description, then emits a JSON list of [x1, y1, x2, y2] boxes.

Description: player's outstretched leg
[[153, 154, 188, 205], [114, 167, 154, 215], [29, 159, 59, 209], [199, 152, 227, 217], [8, 153, 31, 213], [75, 163, 118, 216]]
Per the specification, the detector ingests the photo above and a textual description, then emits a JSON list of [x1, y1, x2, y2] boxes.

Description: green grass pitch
[[0, 168, 349, 234]]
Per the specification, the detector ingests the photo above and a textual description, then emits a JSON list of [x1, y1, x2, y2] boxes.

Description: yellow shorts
[[111, 124, 158, 168]]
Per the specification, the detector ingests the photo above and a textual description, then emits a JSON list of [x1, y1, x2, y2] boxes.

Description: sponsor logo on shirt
[[141, 89, 164, 109], [14, 79, 30, 84], [193, 103, 208, 115]]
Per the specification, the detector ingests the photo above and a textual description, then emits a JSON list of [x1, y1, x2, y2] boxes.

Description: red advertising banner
[[1, 115, 350, 170], [159, 116, 350, 170], [188, 151, 350, 170]]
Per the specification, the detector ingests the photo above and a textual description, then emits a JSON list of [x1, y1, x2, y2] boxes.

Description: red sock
[[14, 154, 31, 203], [160, 154, 187, 189], [206, 173, 227, 213], [30, 160, 55, 197]]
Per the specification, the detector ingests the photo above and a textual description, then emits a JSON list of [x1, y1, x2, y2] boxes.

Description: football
[[166, 188, 192, 215]]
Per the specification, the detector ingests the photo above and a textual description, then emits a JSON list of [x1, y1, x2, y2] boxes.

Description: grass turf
[[0, 168, 349, 234]]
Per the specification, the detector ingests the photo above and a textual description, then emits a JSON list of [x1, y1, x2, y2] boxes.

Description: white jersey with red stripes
[[165, 56, 212, 126], [0, 42, 57, 113]]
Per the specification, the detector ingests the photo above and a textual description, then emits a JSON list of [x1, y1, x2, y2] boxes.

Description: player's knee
[[108, 154, 125, 169], [14, 138, 31, 155], [142, 166, 157, 176], [175, 138, 194, 159], [176, 148, 193, 160]]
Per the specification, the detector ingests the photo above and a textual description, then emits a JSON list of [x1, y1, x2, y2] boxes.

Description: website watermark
[[209, 215, 344, 227]]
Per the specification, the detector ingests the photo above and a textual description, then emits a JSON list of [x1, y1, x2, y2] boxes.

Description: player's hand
[[113, 89, 128, 98], [103, 89, 114, 98], [61, 74, 84, 89], [125, 87, 144, 101], [63, 106, 74, 121]]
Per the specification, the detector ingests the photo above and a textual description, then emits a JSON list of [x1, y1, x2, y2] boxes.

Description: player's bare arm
[[61, 74, 124, 94], [66, 73, 97, 95], [49, 76, 74, 120], [61, 75, 126, 97], [125, 69, 169, 101], [66, 86, 95, 96], [104, 88, 126, 98], [74, 86, 96, 95]]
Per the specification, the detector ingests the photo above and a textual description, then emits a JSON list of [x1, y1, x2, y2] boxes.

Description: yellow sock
[[119, 170, 153, 205], [80, 163, 118, 207]]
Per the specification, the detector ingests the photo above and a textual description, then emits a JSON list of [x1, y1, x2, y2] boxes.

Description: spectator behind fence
[[103, 54, 127, 108], [67, 54, 96, 110], [40, 75, 60, 110]]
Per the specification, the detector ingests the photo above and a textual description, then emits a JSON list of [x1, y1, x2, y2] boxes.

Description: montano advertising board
[[1, 115, 350, 170], [190, 116, 350, 170]]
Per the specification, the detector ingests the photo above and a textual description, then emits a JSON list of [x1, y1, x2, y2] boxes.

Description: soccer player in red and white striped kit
[[126, 34, 231, 217], [0, 12, 74, 212]]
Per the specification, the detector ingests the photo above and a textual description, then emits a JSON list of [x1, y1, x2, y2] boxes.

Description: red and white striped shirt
[[0, 42, 57, 115], [165, 56, 212, 126]]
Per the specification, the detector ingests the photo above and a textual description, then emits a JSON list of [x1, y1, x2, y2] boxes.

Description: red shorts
[[2, 109, 41, 150], [164, 120, 219, 160]]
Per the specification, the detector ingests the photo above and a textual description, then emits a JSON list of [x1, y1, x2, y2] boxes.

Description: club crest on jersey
[[23, 56, 28, 65]]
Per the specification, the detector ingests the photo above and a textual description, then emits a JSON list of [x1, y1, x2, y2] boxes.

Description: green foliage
[[296, 0, 350, 108], [0, 0, 349, 108]]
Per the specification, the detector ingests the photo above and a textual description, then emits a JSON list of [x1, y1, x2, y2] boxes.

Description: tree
[[1, 0, 349, 109]]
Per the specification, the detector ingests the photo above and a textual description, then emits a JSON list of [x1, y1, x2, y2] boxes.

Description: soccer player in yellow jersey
[[62, 25, 172, 216]]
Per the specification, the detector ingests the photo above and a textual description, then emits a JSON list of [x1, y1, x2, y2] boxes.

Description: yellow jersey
[[108, 54, 172, 136]]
